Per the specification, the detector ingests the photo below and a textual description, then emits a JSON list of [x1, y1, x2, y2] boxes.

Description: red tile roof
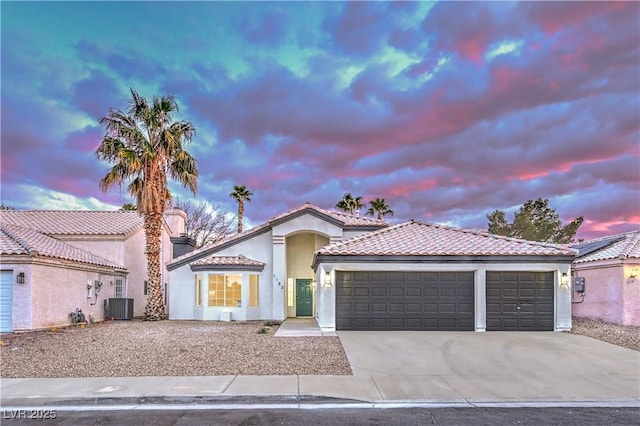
[[573, 229, 640, 263], [1, 223, 126, 269], [167, 203, 388, 268], [316, 221, 577, 257], [0, 210, 144, 235], [190, 255, 265, 268]]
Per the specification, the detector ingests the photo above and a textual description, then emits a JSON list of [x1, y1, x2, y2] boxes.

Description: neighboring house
[[0, 209, 186, 332], [571, 230, 640, 326], [168, 203, 576, 332]]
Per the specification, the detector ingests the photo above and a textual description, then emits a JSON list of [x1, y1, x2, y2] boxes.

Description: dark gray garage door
[[336, 271, 474, 331], [486, 271, 554, 331]]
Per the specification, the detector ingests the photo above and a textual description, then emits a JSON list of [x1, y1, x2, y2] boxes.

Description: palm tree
[[230, 185, 253, 233], [96, 88, 198, 321], [335, 193, 364, 215], [366, 197, 394, 220]]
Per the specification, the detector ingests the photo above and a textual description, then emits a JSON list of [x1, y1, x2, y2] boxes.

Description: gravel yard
[[0, 320, 352, 378], [2, 317, 636, 378], [570, 316, 640, 351]]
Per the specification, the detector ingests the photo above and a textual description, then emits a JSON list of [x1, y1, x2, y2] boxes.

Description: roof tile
[[317, 221, 577, 257], [191, 255, 265, 268], [0, 210, 143, 235], [572, 229, 640, 263], [1, 223, 126, 269]]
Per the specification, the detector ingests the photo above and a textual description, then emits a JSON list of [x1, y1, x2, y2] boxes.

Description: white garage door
[[0, 271, 13, 332]]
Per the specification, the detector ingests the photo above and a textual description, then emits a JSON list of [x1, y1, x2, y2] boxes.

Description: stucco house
[[167, 203, 576, 332], [0, 209, 186, 332], [571, 230, 640, 326]]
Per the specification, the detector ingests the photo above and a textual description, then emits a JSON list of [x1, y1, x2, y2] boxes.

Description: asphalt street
[[2, 407, 639, 426]]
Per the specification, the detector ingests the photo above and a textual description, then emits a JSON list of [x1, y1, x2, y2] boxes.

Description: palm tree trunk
[[378, 211, 382, 220], [238, 200, 244, 233], [144, 212, 166, 320]]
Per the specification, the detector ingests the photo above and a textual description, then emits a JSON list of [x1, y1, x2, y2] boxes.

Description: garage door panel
[[406, 287, 421, 297], [336, 271, 474, 331], [389, 287, 404, 297], [486, 271, 554, 331], [371, 287, 387, 297], [406, 303, 421, 312], [389, 303, 404, 312]]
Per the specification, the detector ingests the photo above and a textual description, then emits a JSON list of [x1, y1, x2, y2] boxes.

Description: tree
[[335, 193, 364, 214], [120, 203, 137, 211], [96, 88, 198, 321], [487, 198, 584, 244], [229, 185, 253, 233], [173, 199, 234, 248], [366, 197, 394, 220]]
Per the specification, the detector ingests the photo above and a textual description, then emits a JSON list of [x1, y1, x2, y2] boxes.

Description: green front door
[[295, 279, 313, 317]]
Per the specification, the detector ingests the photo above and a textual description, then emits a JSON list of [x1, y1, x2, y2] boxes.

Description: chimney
[[170, 235, 196, 259], [165, 209, 187, 237], [165, 208, 195, 258]]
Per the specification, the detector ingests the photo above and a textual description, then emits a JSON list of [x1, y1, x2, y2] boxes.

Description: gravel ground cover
[[570, 316, 640, 351], [0, 320, 352, 378]]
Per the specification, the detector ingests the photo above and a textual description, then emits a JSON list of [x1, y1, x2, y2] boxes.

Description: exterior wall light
[[560, 273, 569, 287], [16, 272, 25, 284], [630, 268, 638, 279], [324, 271, 332, 287]]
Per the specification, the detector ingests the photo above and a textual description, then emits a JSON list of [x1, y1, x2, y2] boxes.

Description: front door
[[295, 279, 313, 317]]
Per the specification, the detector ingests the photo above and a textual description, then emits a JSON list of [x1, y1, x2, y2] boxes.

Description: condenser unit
[[107, 298, 134, 320]]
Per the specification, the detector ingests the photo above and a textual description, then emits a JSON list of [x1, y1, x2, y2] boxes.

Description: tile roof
[[190, 255, 265, 268], [316, 221, 577, 257], [0, 223, 126, 269], [167, 203, 388, 268], [572, 229, 640, 263], [0, 210, 144, 235], [269, 202, 388, 227]]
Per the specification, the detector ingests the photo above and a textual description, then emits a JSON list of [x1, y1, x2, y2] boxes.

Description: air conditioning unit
[[107, 298, 134, 320]]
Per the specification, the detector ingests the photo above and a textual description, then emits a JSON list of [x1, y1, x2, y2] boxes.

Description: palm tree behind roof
[[336, 193, 364, 215], [366, 197, 394, 220], [230, 185, 253, 233]]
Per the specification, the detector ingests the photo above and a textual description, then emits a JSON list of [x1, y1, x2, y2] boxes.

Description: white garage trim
[[315, 262, 572, 332]]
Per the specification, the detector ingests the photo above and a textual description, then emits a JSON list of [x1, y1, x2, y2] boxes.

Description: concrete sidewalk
[[1, 328, 639, 408], [2, 373, 639, 408]]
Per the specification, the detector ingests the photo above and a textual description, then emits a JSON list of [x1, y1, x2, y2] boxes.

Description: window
[[115, 278, 125, 297], [195, 275, 201, 307], [249, 275, 259, 307], [208, 274, 242, 307], [287, 278, 294, 307]]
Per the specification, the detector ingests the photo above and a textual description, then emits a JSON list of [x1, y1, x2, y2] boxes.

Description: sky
[[1, 1, 639, 241]]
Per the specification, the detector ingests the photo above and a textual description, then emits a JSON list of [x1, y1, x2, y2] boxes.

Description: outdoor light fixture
[[16, 272, 25, 284], [324, 271, 331, 287], [630, 268, 638, 279], [560, 273, 569, 287]]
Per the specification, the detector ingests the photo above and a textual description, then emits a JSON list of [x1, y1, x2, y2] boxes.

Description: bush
[[257, 326, 270, 334]]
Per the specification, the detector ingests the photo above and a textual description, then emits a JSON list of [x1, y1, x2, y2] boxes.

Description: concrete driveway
[[338, 331, 640, 403]]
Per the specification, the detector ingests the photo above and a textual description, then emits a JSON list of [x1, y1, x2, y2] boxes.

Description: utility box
[[107, 298, 134, 320]]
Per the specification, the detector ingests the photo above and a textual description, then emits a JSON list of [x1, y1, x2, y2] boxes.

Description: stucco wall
[[12, 261, 123, 330], [168, 231, 274, 321], [572, 261, 640, 326]]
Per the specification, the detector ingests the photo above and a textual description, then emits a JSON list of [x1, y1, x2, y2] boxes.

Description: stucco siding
[[17, 262, 122, 330], [168, 231, 275, 321], [272, 214, 342, 239], [573, 262, 640, 326]]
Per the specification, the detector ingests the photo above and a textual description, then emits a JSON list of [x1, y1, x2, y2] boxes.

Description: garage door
[[486, 271, 554, 331], [0, 271, 13, 333], [336, 271, 474, 331]]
